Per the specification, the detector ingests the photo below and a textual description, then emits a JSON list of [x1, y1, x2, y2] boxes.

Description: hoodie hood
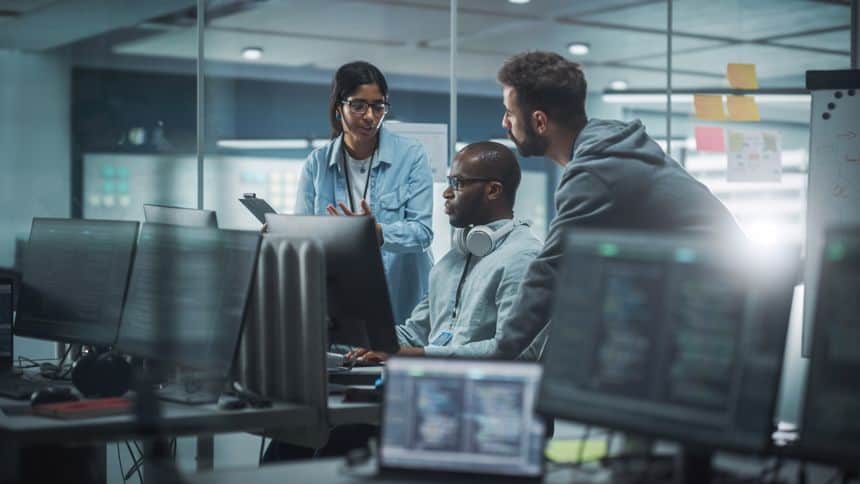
[[572, 118, 667, 167]]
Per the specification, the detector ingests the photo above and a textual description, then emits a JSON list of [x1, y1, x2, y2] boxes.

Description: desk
[[330, 367, 383, 387], [182, 457, 581, 484], [0, 395, 378, 483]]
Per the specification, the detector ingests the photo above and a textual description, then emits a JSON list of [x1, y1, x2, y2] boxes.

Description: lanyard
[[341, 141, 376, 213], [451, 253, 473, 320]]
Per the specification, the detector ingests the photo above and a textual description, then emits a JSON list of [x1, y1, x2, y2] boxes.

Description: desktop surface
[[539, 232, 798, 455], [115, 224, 260, 375], [15, 218, 139, 345]]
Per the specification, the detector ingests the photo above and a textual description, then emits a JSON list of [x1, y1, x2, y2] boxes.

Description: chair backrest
[[235, 235, 330, 448]]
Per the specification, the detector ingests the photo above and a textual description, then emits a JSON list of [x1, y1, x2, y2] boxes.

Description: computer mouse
[[30, 387, 79, 406]]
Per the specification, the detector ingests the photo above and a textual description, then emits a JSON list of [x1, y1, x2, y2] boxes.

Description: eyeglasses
[[446, 175, 502, 191], [341, 99, 390, 116]]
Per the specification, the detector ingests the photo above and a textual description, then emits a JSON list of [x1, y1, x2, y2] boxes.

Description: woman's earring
[[335, 111, 342, 120]]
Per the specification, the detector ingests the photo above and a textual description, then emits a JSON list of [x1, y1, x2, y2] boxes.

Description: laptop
[[378, 357, 545, 481]]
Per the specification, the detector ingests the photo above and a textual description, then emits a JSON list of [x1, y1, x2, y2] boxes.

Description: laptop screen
[[380, 357, 545, 478]]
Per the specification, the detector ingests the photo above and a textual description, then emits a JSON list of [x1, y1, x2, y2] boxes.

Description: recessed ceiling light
[[241, 47, 263, 60], [609, 80, 628, 90], [567, 42, 590, 56], [508, 0, 531, 4]]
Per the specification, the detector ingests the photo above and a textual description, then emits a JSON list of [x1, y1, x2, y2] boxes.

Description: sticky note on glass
[[727, 63, 759, 89], [693, 95, 726, 121], [694, 126, 726, 152], [727, 95, 760, 122]]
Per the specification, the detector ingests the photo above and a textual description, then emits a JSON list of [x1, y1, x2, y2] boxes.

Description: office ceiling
[[0, 0, 852, 94]]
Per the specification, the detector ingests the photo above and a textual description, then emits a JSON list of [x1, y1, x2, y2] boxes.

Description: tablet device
[[239, 194, 277, 224]]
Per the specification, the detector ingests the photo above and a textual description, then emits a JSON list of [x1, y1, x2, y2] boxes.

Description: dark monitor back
[[538, 231, 798, 454], [143, 203, 218, 228], [15, 218, 139, 346], [0, 275, 13, 371], [115, 224, 260, 375], [265, 214, 398, 354], [800, 227, 860, 469]]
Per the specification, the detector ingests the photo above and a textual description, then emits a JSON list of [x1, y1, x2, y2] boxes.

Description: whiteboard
[[802, 70, 860, 356]]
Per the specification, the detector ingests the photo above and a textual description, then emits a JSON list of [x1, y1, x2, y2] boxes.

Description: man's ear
[[531, 110, 549, 135], [485, 181, 503, 201]]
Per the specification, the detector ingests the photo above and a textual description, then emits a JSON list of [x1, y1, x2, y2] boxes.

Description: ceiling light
[[241, 47, 263, 60], [609, 80, 628, 91], [567, 42, 590, 56], [508, 0, 531, 3]]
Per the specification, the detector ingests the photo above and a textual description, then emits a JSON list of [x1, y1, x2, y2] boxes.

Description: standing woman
[[295, 61, 434, 326]]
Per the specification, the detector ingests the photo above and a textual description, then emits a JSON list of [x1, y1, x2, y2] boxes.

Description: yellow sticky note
[[727, 95, 761, 122], [545, 439, 608, 464], [727, 63, 759, 89], [693, 94, 726, 121]]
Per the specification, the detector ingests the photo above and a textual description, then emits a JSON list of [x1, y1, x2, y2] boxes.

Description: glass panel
[[668, 0, 851, 247], [200, 0, 453, 256], [453, 1, 670, 235]]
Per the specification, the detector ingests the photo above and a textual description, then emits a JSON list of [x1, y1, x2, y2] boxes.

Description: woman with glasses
[[295, 61, 434, 327]]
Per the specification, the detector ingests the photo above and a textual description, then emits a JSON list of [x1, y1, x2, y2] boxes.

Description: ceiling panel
[[769, 28, 850, 51], [576, 0, 849, 41], [625, 43, 848, 83], [0, 0, 60, 13], [357, 0, 652, 19], [211, 0, 471, 45], [113, 27, 509, 81], [454, 22, 725, 62]]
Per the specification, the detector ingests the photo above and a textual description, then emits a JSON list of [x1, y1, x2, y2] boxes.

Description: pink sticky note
[[695, 126, 726, 152]]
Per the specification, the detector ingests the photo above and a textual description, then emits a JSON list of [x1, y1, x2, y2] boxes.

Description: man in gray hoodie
[[494, 51, 745, 359]]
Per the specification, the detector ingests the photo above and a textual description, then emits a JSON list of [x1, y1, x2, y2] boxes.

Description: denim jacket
[[295, 125, 434, 326]]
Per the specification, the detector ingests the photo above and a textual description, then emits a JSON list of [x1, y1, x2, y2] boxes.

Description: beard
[[508, 121, 549, 157]]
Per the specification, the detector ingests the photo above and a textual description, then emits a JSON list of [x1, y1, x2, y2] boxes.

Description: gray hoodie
[[495, 118, 745, 359]]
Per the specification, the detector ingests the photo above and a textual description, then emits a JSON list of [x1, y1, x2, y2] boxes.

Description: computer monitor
[[380, 357, 545, 479], [15, 218, 140, 346], [115, 223, 260, 376], [800, 227, 860, 471], [264, 214, 399, 354], [538, 231, 798, 482], [143, 203, 218, 228]]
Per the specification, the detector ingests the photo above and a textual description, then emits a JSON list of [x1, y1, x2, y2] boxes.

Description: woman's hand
[[325, 200, 383, 245]]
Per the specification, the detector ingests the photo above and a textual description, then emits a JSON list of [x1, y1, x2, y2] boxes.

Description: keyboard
[[0, 373, 51, 400]]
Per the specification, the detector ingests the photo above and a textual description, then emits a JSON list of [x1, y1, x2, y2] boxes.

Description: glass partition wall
[[0, 0, 855, 478]]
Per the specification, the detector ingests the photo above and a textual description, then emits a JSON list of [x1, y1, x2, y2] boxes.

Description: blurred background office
[[0, 0, 854, 480]]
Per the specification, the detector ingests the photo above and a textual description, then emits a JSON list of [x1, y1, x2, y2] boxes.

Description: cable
[[258, 436, 268, 465], [116, 443, 126, 483], [124, 441, 143, 484]]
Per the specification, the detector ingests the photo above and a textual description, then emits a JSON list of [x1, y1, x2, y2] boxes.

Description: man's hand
[[345, 347, 390, 364], [325, 199, 383, 246], [396, 346, 425, 357]]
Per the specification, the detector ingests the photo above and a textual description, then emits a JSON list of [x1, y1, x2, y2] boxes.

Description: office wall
[[0, 50, 71, 359]]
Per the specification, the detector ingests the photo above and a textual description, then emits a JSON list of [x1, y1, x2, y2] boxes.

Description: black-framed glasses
[[341, 99, 390, 116], [446, 175, 502, 191]]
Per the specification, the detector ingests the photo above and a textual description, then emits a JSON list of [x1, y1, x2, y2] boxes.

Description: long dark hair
[[328, 61, 389, 138]]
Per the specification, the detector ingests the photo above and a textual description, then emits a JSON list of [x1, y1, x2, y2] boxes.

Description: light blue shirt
[[395, 220, 545, 359], [295, 125, 434, 326]]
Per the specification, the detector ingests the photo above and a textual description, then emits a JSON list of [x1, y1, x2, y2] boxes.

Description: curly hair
[[497, 51, 587, 128]]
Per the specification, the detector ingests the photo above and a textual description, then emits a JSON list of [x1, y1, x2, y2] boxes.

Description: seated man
[[349, 140, 544, 363]]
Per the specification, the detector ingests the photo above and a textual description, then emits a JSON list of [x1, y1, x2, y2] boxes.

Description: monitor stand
[[156, 367, 225, 405]]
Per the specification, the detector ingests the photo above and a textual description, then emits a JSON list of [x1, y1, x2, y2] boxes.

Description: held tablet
[[239, 194, 277, 224]]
